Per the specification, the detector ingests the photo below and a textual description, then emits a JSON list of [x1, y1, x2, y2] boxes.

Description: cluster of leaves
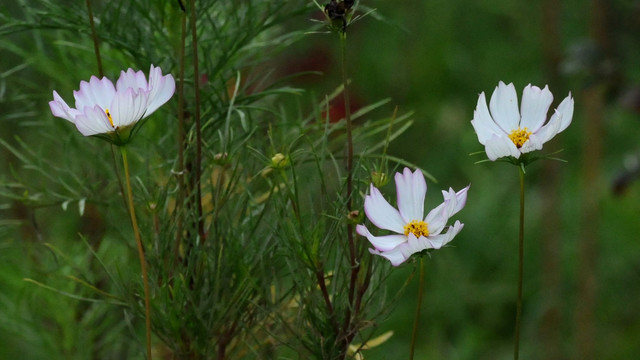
[[0, 0, 418, 359]]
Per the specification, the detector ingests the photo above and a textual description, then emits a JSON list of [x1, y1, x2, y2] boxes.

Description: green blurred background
[[2, 0, 640, 359]]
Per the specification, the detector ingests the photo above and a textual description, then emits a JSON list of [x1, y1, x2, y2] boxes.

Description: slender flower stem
[[514, 165, 525, 360], [410, 257, 426, 360], [121, 147, 153, 360], [85, 0, 103, 77], [109, 145, 129, 216]]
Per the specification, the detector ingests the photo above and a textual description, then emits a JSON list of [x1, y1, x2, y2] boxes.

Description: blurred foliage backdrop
[[2, 0, 640, 359]]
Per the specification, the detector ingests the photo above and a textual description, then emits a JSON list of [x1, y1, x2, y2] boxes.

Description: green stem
[[108, 144, 128, 213], [379, 106, 398, 173], [410, 257, 425, 360], [514, 165, 525, 360], [121, 147, 153, 360]]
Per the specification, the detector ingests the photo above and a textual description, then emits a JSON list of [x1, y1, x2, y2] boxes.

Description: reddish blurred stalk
[[188, 0, 205, 242], [85, 0, 103, 77], [175, 1, 187, 261], [575, 1, 611, 358], [539, 0, 563, 358], [575, 86, 604, 359]]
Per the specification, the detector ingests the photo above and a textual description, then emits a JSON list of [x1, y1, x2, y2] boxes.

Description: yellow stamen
[[105, 108, 114, 128], [403, 220, 429, 238], [508, 127, 532, 148]]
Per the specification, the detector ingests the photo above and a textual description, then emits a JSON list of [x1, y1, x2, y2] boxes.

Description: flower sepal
[[320, 0, 355, 33], [89, 120, 141, 146], [409, 248, 433, 263], [474, 148, 568, 170]]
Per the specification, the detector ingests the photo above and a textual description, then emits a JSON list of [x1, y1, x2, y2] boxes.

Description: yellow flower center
[[403, 220, 429, 238], [105, 108, 114, 128], [508, 127, 532, 148]]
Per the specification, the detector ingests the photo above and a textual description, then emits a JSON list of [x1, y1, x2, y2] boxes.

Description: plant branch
[[315, 265, 339, 333]]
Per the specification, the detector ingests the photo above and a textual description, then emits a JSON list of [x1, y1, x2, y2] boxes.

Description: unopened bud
[[371, 171, 389, 188], [271, 153, 289, 168], [347, 210, 363, 224], [213, 152, 229, 165]]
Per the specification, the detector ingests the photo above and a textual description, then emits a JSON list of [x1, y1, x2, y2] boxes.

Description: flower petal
[[442, 185, 470, 218], [356, 225, 407, 251], [428, 221, 464, 249], [116, 68, 148, 93], [144, 65, 176, 117], [489, 81, 520, 133], [520, 84, 553, 132], [555, 93, 574, 133], [49, 91, 79, 123], [369, 233, 431, 266], [423, 185, 468, 236], [520, 133, 544, 154], [109, 87, 149, 128], [424, 200, 448, 236], [454, 186, 470, 215], [484, 134, 520, 161], [395, 168, 426, 223], [363, 184, 406, 233], [73, 76, 116, 111], [75, 105, 114, 136], [534, 109, 564, 145], [529, 92, 573, 144], [369, 247, 408, 267], [471, 92, 506, 144]]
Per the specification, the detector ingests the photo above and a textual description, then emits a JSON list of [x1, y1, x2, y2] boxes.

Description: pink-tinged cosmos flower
[[471, 81, 574, 161], [49, 64, 175, 145], [356, 168, 469, 266]]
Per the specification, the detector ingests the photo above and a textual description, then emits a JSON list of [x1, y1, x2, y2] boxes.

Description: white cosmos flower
[[471, 81, 574, 161], [49, 64, 175, 145], [356, 168, 469, 266]]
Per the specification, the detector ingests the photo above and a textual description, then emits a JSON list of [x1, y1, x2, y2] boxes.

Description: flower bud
[[271, 153, 289, 169], [347, 210, 363, 224], [213, 152, 229, 166], [371, 171, 389, 188]]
